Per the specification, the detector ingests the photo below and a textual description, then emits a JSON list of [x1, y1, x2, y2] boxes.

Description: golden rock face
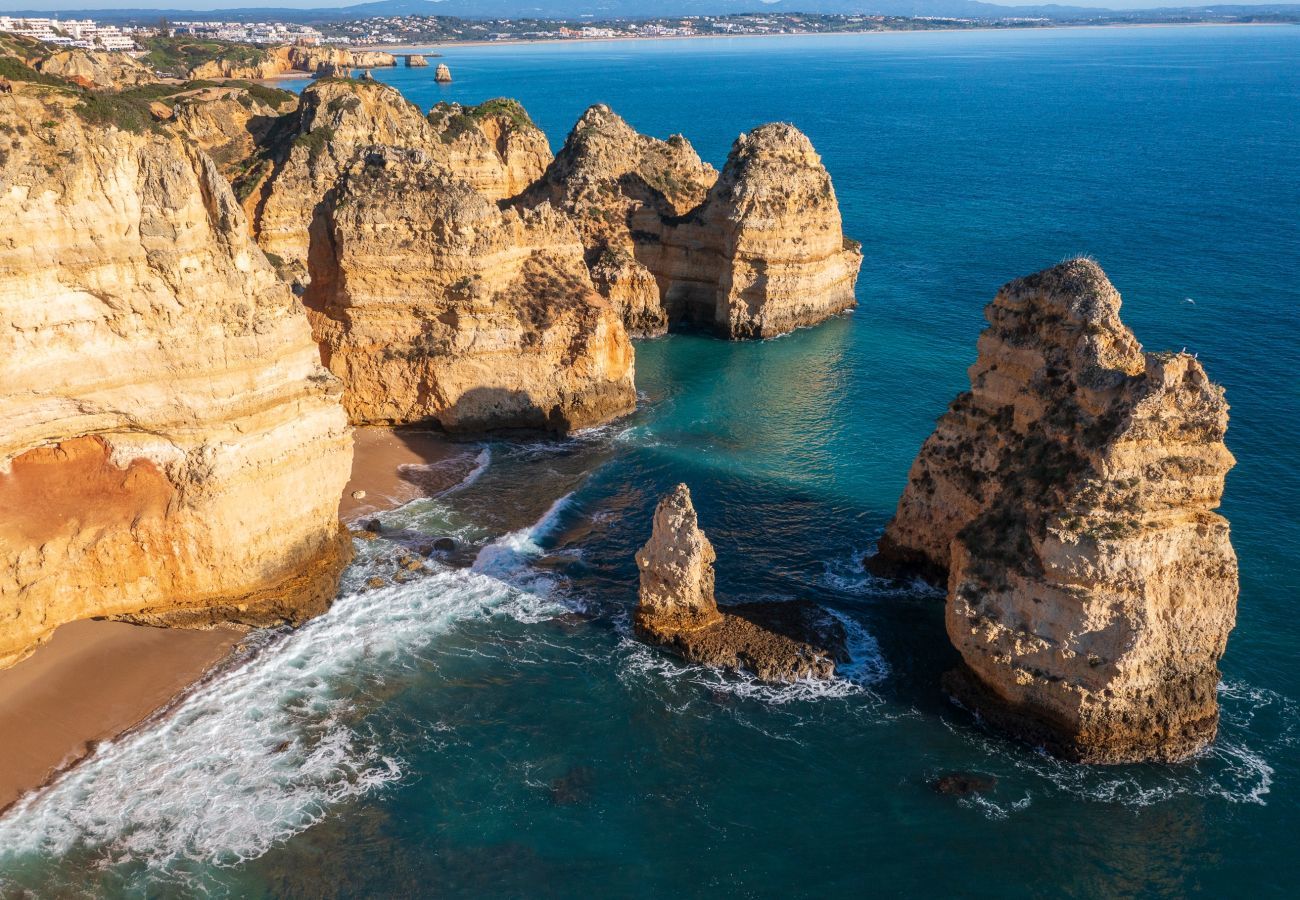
[[0, 91, 354, 669], [872, 258, 1238, 763]]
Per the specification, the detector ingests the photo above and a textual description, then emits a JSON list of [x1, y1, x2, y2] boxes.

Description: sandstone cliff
[[635, 485, 846, 681], [188, 46, 397, 81], [406, 55, 429, 68], [870, 259, 1237, 763], [525, 106, 861, 338], [36, 50, 158, 91], [0, 88, 354, 669], [435, 63, 452, 83], [254, 83, 547, 283], [304, 147, 635, 434], [523, 104, 717, 335]]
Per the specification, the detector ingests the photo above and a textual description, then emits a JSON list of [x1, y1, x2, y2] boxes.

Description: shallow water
[[2, 26, 1298, 896]]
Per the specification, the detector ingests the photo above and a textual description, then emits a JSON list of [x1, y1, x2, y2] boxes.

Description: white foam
[[470, 492, 574, 601], [442, 447, 491, 495], [0, 497, 574, 889]]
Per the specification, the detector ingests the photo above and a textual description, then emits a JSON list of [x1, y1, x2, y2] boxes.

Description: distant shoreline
[[357, 20, 1290, 53]]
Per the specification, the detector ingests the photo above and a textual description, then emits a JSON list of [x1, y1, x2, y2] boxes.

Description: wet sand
[[0, 620, 242, 812], [0, 426, 458, 814]]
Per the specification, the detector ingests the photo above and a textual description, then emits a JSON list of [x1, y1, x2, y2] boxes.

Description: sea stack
[[435, 63, 453, 83], [526, 106, 861, 338], [407, 54, 429, 67], [0, 87, 354, 668], [635, 485, 846, 682], [869, 258, 1238, 763]]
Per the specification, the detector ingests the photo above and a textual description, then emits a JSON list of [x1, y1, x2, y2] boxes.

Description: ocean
[[1, 25, 1297, 896]]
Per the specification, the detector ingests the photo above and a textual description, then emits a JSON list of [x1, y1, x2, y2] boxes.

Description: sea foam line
[[0, 498, 571, 889]]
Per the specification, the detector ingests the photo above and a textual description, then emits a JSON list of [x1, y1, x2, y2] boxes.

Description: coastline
[[358, 21, 1287, 52], [0, 425, 458, 816]]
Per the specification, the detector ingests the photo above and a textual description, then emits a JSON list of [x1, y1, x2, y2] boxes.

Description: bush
[[0, 56, 68, 87]]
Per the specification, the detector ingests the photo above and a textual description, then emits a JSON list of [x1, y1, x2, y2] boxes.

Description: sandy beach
[[0, 426, 459, 814]]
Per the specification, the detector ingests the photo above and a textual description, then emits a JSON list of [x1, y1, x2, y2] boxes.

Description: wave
[[0, 499, 573, 893]]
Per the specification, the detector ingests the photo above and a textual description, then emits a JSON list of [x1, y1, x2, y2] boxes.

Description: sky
[[0, 1, 1271, 15]]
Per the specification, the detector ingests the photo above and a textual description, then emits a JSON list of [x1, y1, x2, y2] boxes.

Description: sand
[[0, 426, 457, 814], [0, 620, 243, 812]]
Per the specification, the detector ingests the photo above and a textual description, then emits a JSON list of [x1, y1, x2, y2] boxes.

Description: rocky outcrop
[[406, 55, 429, 68], [869, 258, 1237, 763], [255, 83, 548, 282], [635, 485, 846, 681], [435, 63, 453, 83], [188, 46, 396, 81], [0, 89, 354, 670], [523, 104, 716, 336], [36, 50, 158, 91], [304, 147, 635, 434], [427, 99, 552, 201], [526, 106, 860, 338]]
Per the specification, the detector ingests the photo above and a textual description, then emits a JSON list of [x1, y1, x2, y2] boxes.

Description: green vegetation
[[0, 56, 69, 88], [295, 125, 336, 164], [432, 97, 535, 144], [135, 36, 269, 78], [73, 91, 163, 135]]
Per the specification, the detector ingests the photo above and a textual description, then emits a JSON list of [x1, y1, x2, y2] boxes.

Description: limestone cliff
[[36, 50, 159, 91], [525, 106, 860, 338], [427, 99, 552, 201], [523, 104, 717, 335], [635, 485, 846, 682], [0, 88, 354, 669], [435, 63, 452, 83], [870, 258, 1237, 763], [406, 55, 429, 68], [304, 147, 635, 434], [254, 83, 546, 283], [188, 46, 396, 81]]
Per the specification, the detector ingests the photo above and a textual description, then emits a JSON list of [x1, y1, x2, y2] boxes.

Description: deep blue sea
[[2, 25, 1298, 897]]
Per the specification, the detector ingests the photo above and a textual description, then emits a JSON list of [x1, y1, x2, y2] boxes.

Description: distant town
[[2, 8, 1296, 53]]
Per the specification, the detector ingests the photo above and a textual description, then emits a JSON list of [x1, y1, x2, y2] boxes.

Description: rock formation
[[635, 485, 846, 681], [0, 88, 354, 670], [304, 147, 635, 434], [524, 106, 860, 338], [522, 104, 717, 335], [427, 99, 553, 201], [254, 83, 549, 283], [36, 50, 159, 90], [406, 55, 429, 68], [869, 258, 1237, 763], [188, 46, 396, 81], [435, 63, 453, 83]]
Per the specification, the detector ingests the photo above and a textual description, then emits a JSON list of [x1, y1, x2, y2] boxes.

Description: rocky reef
[[525, 105, 861, 338], [635, 485, 846, 681], [869, 258, 1237, 763], [0, 87, 354, 669], [304, 147, 636, 433]]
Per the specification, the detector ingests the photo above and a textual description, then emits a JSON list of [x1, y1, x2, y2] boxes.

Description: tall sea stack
[[870, 258, 1238, 763]]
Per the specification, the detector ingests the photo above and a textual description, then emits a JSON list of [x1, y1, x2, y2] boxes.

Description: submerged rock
[[634, 485, 846, 682], [868, 258, 1238, 764], [931, 772, 998, 797]]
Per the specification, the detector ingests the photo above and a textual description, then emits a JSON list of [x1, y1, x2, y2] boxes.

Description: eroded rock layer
[[35, 49, 158, 90], [188, 46, 397, 81], [305, 147, 636, 434], [870, 259, 1237, 763], [0, 89, 354, 669], [526, 106, 861, 338], [635, 485, 846, 681]]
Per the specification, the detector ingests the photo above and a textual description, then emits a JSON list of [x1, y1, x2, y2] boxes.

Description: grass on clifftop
[[431, 98, 536, 144], [135, 36, 269, 78]]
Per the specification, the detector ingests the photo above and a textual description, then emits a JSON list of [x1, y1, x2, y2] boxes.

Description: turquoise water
[[2, 26, 1298, 896]]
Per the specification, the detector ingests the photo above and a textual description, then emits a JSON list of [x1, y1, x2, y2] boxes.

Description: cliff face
[[304, 147, 635, 434], [524, 104, 717, 335], [188, 46, 397, 81], [646, 124, 863, 339], [427, 99, 553, 201], [36, 50, 159, 90], [525, 106, 860, 338], [0, 89, 354, 669], [871, 259, 1237, 763]]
